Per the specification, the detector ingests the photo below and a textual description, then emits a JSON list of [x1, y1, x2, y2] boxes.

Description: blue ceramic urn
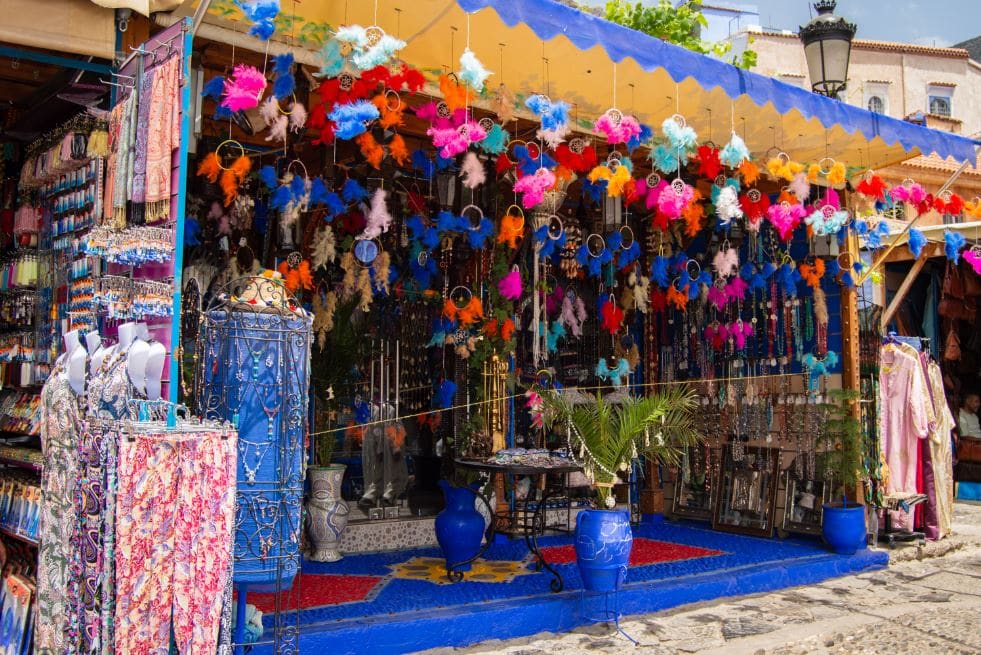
[[574, 509, 633, 592], [435, 481, 485, 572]]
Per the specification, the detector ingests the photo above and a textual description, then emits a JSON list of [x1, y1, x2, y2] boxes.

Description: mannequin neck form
[[85, 331, 101, 354], [62, 330, 82, 357], [67, 343, 87, 395], [136, 323, 150, 341], [127, 339, 150, 396], [91, 344, 110, 375], [117, 323, 137, 350], [144, 342, 167, 401]]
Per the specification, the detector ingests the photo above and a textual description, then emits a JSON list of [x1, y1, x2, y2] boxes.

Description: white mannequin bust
[[127, 338, 150, 396], [117, 322, 138, 351], [86, 331, 105, 375], [144, 342, 167, 401], [67, 333, 87, 396], [57, 330, 82, 369], [136, 323, 150, 341]]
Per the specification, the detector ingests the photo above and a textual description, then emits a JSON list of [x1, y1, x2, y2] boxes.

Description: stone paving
[[422, 502, 981, 655]]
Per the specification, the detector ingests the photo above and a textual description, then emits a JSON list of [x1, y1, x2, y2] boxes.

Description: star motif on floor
[[390, 556, 537, 585]]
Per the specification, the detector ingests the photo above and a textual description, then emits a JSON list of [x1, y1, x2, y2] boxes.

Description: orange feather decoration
[[776, 189, 798, 206], [500, 318, 515, 341], [682, 189, 705, 237], [196, 152, 221, 183], [457, 297, 484, 327], [666, 284, 689, 311], [738, 160, 760, 186], [373, 93, 405, 130], [219, 155, 251, 206], [388, 133, 410, 166], [442, 299, 459, 321], [497, 211, 525, 249], [356, 132, 384, 169], [440, 74, 473, 112], [482, 319, 500, 337], [798, 258, 825, 289]]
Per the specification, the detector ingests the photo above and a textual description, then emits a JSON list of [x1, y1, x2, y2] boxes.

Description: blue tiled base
[[956, 481, 981, 500], [247, 522, 888, 655]]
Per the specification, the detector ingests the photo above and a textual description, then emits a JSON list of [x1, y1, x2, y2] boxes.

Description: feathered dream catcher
[[720, 131, 751, 169], [739, 188, 770, 232], [526, 94, 571, 148], [497, 205, 526, 249], [514, 167, 557, 209], [277, 251, 314, 293], [576, 233, 613, 279], [766, 198, 807, 241], [765, 152, 804, 183], [963, 243, 981, 275], [442, 285, 484, 328], [221, 64, 267, 112], [595, 357, 631, 388], [802, 350, 839, 394], [805, 187, 850, 237], [196, 140, 251, 207], [312, 287, 338, 349], [595, 107, 642, 145], [458, 48, 492, 92]]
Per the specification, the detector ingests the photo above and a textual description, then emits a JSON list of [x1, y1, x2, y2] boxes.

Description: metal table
[[455, 458, 582, 592]]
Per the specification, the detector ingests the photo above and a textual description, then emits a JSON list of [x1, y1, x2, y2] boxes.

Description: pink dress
[[879, 343, 929, 531]]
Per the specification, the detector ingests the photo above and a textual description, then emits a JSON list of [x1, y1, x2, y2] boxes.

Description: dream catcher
[[196, 139, 251, 207]]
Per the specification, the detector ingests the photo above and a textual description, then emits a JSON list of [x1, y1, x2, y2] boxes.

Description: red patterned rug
[[244, 572, 384, 613], [538, 538, 723, 566]]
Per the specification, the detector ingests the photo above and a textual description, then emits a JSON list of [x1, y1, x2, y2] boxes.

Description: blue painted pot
[[575, 509, 633, 592], [435, 481, 484, 572], [822, 502, 867, 555]]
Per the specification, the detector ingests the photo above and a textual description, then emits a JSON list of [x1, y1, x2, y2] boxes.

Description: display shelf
[[0, 447, 41, 473], [0, 526, 37, 547]]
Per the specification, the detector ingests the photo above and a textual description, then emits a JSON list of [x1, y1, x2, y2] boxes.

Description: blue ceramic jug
[[435, 481, 485, 572], [574, 509, 633, 592]]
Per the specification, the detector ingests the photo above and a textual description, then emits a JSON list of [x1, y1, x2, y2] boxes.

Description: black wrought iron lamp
[[798, 1, 857, 99]]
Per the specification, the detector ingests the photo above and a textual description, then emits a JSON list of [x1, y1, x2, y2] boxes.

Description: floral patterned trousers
[[114, 431, 236, 655]]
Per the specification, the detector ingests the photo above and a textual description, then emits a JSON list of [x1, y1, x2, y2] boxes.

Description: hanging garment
[[879, 343, 930, 531], [924, 359, 955, 538], [144, 55, 181, 223], [36, 365, 84, 655], [130, 66, 156, 207], [114, 430, 236, 655]]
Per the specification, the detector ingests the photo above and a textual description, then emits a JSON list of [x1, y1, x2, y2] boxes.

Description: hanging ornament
[[720, 131, 750, 168], [221, 64, 267, 112], [514, 167, 556, 209], [458, 47, 492, 92], [497, 266, 523, 300], [595, 108, 642, 145], [497, 205, 526, 249]]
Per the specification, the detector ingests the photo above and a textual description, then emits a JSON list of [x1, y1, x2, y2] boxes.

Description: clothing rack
[[24, 111, 107, 157]]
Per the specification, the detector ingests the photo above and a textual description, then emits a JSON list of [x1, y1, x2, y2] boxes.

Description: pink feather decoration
[[290, 102, 308, 131], [266, 115, 289, 143], [891, 182, 926, 205], [707, 284, 727, 311], [497, 268, 522, 300], [362, 188, 392, 239], [575, 296, 587, 324], [460, 152, 486, 189], [259, 96, 279, 126], [546, 285, 564, 315], [222, 64, 267, 112], [964, 249, 981, 275], [560, 295, 583, 336], [728, 320, 754, 349], [713, 247, 739, 277], [788, 172, 810, 201], [645, 179, 668, 210], [595, 112, 642, 144], [657, 180, 694, 220], [427, 121, 487, 158], [514, 167, 556, 209], [822, 187, 841, 210], [766, 202, 807, 241], [724, 276, 748, 302]]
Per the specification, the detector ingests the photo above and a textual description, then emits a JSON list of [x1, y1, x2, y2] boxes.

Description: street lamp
[[799, 1, 857, 99]]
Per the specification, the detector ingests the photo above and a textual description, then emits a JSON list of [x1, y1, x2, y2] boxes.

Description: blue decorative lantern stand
[[196, 276, 312, 655]]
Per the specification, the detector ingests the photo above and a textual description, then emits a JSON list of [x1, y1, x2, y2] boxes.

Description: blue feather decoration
[[652, 144, 680, 174], [324, 193, 344, 218], [697, 270, 713, 288], [841, 271, 855, 288], [581, 179, 606, 204], [479, 123, 508, 154], [436, 210, 465, 235], [547, 321, 566, 353], [184, 218, 201, 247], [524, 95, 569, 131], [467, 217, 496, 250], [826, 259, 840, 277], [411, 150, 436, 178], [606, 231, 623, 252], [762, 261, 777, 279], [778, 262, 797, 297], [945, 230, 967, 263], [749, 273, 766, 292], [661, 116, 698, 153], [740, 262, 755, 280], [258, 165, 278, 190], [651, 256, 669, 288], [318, 39, 345, 78], [308, 177, 329, 206], [627, 123, 654, 153], [618, 240, 641, 268], [341, 178, 367, 204], [213, 105, 234, 120], [433, 380, 457, 409], [409, 250, 438, 289], [270, 184, 292, 211], [202, 76, 225, 100], [719, 131, 750, 168], [235, 0, 279, 40], [539, 229, 566, 260], [908, 228, 927, 258], [435, 152, 455, 171], [289, 173, 306, 200], [329, 100, 380, 140], [272, 53, 295, 100]]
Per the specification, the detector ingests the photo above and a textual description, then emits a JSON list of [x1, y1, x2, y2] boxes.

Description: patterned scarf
[[145, 56, 181, 223]]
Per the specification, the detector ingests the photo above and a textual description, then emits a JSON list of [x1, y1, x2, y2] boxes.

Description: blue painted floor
[[245, 520, 888, 655]]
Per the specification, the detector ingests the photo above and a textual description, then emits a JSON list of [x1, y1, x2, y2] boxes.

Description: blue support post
[[0, 45, 113, 75]]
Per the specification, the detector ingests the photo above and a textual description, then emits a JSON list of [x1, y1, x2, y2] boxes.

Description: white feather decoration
[[289, 102, 308, 131], [311, 226, 337, 270], [537, 124, 570, 150], [574, 295, 587, 325], [633, 273, 650, 314], [789, 172, 810, 201], [460, 152, 486, 189], [715, 185, 743, 227], [712, 247, 739, 277], [259, 96, 279, 127], [266, 115, 289, 143], [362, 188, 392, 239]]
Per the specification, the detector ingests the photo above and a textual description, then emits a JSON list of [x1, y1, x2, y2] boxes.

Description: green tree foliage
[[602, 0, 757, 70]]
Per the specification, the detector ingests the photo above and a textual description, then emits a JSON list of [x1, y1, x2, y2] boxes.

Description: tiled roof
[[954, 35, 981, 62], [751, 29, 970, 58], [897, 152, 981, 177]]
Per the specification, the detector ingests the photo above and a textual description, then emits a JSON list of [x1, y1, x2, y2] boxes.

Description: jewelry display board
[[196, 276, 312, 655], [779, 470, 834, 537], [671, 445, 721, 522], [712, 444, 780, 537]]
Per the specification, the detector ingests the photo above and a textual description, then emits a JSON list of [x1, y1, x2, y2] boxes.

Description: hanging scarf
[[145, 56, 182, 223], [130, 66, 156, 210], [112, 93, 138, 228], [103, 100, 125, 225]]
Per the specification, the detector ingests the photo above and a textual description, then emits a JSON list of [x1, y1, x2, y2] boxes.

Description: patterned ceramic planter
[[306, 464, 350, 562]]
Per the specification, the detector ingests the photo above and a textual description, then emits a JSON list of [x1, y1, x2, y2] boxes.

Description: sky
[[751, 0, 978, 47]]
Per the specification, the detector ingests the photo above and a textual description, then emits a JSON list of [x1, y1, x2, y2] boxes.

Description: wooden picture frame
[[670, 445, 721, 522], [712, 444, 780, 538]]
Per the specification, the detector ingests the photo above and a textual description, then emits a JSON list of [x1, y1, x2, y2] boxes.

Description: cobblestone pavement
[[422, 502, 981, 655]]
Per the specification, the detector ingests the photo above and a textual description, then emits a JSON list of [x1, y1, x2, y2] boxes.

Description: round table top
[[454, 457, 582, 476]]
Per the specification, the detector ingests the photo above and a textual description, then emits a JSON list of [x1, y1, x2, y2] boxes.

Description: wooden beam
[[880, 254, 929, 330], [840, 234, 861, 397], [880, 241, 943, 263]]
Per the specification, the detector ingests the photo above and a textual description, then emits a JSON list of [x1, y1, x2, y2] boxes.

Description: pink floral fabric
[[114, 430, 236, 655]]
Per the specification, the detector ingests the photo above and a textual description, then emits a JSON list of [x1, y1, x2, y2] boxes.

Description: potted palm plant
[[541, 387, 699, 592], [816, 389, 867, 555]]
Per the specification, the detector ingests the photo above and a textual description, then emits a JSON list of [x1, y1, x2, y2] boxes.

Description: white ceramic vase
[[306, 464, 350, 562]]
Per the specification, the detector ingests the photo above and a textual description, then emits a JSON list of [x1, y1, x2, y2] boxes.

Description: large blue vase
[[575, 509, 633, 592], [821, 502, 867, 555], [435, 481, 485, 572]]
